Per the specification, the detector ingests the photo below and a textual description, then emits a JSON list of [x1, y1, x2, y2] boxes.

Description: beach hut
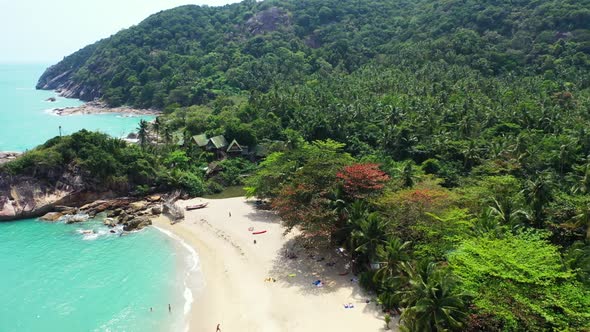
[[192, 133, 209, 148], [206, 135, 229, 159], [226, 139, 248, 157], [206, 135, 228, 151]]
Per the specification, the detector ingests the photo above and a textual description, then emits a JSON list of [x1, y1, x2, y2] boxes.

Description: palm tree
[[152, 117, 162, 142], [488, 197, 529, 228], [569, 203, 590, 241], [462, 141, 481, 169], [162, 124, 172, 146], [398, 261, 468, 332], [375, 237, 411, 282], [570, 159, 590, 194], [472, 208, 503, 237], [351, 212, 390, 266], [523, 173, 553, 228], [398, 161, 416, 188], [137, 119, 149, 149]]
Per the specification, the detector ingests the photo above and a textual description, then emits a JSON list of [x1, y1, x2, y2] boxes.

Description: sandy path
[[153, 197, 395, 332]]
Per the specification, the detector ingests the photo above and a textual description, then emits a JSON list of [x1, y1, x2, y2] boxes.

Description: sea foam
[[153, 226, 203, 332]]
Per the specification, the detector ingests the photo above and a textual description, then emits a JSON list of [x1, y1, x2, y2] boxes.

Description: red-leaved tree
[[337, 163, 390, 200]]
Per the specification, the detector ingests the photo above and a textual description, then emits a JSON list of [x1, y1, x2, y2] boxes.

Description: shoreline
[[0, 151, 21, 164], [50, 101, 161, 117], [153, 197, 393, 332]]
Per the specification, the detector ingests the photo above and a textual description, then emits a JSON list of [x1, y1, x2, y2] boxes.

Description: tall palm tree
[[398, 261, 468, 332], [462, 141, 481, 169], [152, 117, 162, 142], [352, 212, 390, 265], [137, 119, 149, 149], [375, 237, 411, 282], [488, 197, 528, 228], [523, 173, 553, 228], [569, 203, 590, 241], [398, 161, 416, 188], [570, 159, 590, 194], [162, 124, 172, 146], [473, 208, 503, 237]]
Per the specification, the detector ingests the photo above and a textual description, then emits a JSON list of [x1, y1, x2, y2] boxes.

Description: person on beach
[[216, 323, 221, 331], [229, 211, 231, 217], [168, 304, 171, 313]]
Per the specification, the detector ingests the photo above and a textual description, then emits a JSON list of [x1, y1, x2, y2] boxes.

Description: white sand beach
[[153, 197, 394, 332], [51, 101, 160, 116]]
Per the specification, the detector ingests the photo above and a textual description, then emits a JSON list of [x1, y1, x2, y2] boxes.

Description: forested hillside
[[38, 0, 590, 107], [29, 0, 590, 330]]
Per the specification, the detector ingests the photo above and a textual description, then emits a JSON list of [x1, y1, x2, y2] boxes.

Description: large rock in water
[[123, 216, 151, 231], [39, 212, 63, 222]]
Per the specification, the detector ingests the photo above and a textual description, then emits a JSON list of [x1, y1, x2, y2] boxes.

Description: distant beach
[[51, 101, 161, 117], [153, 197, 391, 332]]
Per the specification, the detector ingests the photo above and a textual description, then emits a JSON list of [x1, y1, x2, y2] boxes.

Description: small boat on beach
[[185, 202, 209, 211], [252, 230, 267, 235]]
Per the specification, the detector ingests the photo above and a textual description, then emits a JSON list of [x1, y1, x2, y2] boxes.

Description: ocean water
[[0, 218, 193, 332], [0, 64, 199, 332], [0, 63, 155, 152]]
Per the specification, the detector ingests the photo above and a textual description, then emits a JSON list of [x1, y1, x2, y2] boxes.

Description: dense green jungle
[[6, 0, 590, 330]]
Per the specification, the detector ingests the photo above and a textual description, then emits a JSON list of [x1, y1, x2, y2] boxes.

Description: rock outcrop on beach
[[0, 152, 21, 164]]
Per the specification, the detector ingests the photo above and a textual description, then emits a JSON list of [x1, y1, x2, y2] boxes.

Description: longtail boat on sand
[[185, 202, 209, 211]]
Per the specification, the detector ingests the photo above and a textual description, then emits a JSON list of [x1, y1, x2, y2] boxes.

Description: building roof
[[207, 135, 228, 149], [226, 139, 243, 153], [173, 131, 185, 146], [192, 134, 209, 147], [254, 140, 287, 157]]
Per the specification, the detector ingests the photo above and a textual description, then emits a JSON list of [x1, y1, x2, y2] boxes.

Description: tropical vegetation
[[13, 0, 590, 330]]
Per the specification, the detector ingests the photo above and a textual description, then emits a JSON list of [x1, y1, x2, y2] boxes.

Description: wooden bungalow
[[206, 135, 228, 151], [226, 139, 249, 157], [192, 133, 209, 148], [206, 135, 229, 159]]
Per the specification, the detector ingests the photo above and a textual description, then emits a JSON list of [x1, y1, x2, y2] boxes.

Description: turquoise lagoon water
[[0, 219, 194, 332], [0, 64, 199, 332], [0, 63, 155, 151]]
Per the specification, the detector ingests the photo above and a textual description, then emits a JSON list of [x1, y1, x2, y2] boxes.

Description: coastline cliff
[[36, 43, 101, 101], [0, 166, 115, 221]]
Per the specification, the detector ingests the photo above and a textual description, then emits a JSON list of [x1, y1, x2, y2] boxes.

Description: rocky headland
[[0, 168, 115, 221], [36, 62, 101, 101], [1, 173, 174, 231]]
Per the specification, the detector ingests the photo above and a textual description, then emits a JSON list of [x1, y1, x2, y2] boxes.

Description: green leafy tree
[[448, 232, 590, 330]]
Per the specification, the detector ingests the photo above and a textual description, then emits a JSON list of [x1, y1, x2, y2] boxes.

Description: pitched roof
[[192, 133, 208, 147], [226, 139, 243, 152], [173, 131, 184, 146], [207, 135, 228, 149]]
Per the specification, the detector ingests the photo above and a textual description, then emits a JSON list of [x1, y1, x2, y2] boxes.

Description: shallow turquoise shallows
[[0, 63, 155, 152], [0, 219, 187, 332], [0, 64, 192, 332]]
